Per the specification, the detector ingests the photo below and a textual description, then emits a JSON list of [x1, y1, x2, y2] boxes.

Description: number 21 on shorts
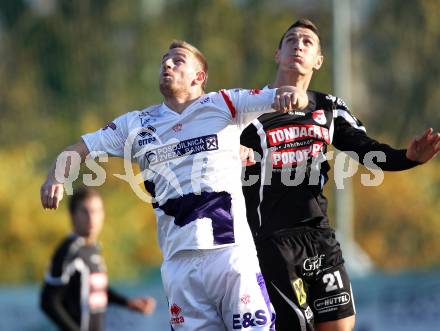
[[322, 270, 343, 292]]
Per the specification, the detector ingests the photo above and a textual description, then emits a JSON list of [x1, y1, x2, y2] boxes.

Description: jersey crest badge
[[312, 109, 326, 125], [249, 88, 262, 95], [103, 122, 117, 131], [172, 123, 182, 132]]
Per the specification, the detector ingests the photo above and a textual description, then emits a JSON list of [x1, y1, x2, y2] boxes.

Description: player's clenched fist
[[240, 145, 256, 166], [40, 179, 64, 210], [40, 141, 89, 210], [273, 86, 308, 112]]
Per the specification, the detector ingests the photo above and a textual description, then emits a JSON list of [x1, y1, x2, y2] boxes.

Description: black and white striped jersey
[[41, 235, 109, 331], [240, 90, 419, 239]]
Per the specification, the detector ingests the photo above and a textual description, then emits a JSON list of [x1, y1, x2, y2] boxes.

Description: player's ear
[[314, 54, 324, 71], [275, 49, 281, 65], [194, 71, 206, 87]]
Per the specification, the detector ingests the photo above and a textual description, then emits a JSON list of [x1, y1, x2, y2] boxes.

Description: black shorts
[[255, 227, 355, 331]]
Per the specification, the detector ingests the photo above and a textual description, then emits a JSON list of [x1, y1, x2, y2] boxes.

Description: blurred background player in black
[[240, 19, 440, 331], [40, 187, 156, 331]]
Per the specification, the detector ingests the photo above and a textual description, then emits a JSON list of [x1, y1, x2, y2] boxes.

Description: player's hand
[[40, 177, 64, 210], [406, 128, 440, 163], [128, 297, 156, 315], [240, 145, 256, 166], [273, 86, 308, 113]]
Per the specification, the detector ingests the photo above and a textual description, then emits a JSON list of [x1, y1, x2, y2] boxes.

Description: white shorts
[[161, 245, 276, 331]]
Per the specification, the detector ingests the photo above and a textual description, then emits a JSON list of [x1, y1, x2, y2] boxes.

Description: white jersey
[[82, 88, 276, 260]]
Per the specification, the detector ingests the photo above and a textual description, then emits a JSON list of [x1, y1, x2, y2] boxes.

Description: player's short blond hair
[[168, 40, 209, 90]]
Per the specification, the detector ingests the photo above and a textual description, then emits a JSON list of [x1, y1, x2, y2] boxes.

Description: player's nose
[[162, 58, 173, 70], [293, 40, 303, 51]]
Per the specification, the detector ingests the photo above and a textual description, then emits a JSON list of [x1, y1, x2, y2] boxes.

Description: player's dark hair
[[278, 18, 321, 51], [68, 187, 101, 215]]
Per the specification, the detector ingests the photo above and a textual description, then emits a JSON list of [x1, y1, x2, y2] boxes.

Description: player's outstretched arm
[[40, 139, 90, 210], [406, 128, 440, 163]]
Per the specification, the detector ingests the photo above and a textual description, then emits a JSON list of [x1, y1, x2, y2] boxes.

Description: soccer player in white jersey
[[40, 40, 309, 330]]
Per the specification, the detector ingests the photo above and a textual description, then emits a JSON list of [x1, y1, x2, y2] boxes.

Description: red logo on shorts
[[170, 303, 185, 325], [170, 304, 181, 316], [240, 294, 251, 305]]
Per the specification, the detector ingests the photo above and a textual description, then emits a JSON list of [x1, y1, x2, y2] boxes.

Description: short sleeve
[[217, 88, 276, 128], [81, 113, 131, 158]]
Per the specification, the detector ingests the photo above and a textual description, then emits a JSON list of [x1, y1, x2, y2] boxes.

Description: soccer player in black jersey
[[40, 187, 156, 331], [240, 19, 440, 331]]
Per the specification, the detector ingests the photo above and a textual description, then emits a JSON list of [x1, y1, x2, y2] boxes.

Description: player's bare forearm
[[40, 139, 90, 210]]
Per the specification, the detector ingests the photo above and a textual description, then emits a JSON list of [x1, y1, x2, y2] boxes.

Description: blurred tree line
[[0, 0, 438, 283]]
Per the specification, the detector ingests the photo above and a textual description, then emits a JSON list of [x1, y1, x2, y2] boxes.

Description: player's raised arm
[[40, 140, 90, 210], [219, 85, 308, 127], [223, 85, 308, 113]]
